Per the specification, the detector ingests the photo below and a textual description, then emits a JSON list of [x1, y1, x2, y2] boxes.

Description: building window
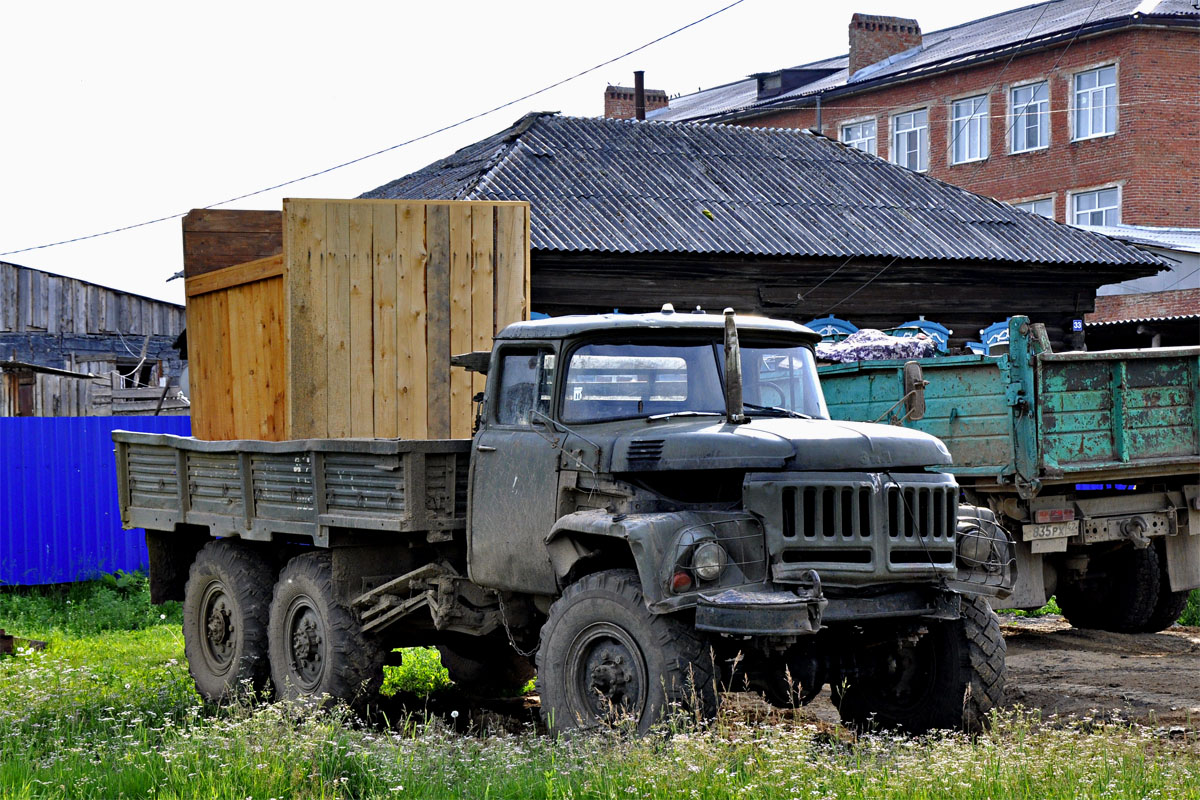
[[1072, 187, 1120, 226], [1011, 82, 1048, 152], [1073, 65, 1117, 140], [951, 95, 989, 164], [892, 109, 928, 171], [841, 119, 877, 155], [1013, 197, 1054, 218]]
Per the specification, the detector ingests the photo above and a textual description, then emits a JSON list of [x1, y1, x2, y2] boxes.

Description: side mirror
[[903, 361, 927, 422]]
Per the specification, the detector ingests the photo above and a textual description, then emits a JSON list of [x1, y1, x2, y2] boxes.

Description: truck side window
[[496, 349, 555, 426]]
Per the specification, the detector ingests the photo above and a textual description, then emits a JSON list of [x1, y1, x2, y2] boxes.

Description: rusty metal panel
[[0, 416, 191, 585], [1037, 348, 1200, 472]]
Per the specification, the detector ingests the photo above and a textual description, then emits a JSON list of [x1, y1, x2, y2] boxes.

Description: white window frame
[[1011, 196, 1054, 219], [840, 117, 877, 155], [891, 108, 929, 172], [950, 93, 989, 165], [1072, 63, 1118, 141], [1009, 80, 1049, 153], [1070, 185, 1121, 226]]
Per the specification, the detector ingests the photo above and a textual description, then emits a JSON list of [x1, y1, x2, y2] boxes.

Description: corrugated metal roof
[[1085, 312, 1200, 326], [1074, 224, 1200, 254], [0, 416, 192, 585], [650, 0, 1198, 122], [363, 113, 1165, 268]]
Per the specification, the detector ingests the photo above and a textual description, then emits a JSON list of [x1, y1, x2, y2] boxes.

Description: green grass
[[1181, 589, 1200, 627], [2, 576, 1199, 799]]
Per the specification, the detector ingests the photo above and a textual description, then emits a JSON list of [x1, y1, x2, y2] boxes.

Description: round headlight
[[692, 541, 728, 581]]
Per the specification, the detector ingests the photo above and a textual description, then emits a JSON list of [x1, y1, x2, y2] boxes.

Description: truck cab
[[463, 308, 1011, 732]]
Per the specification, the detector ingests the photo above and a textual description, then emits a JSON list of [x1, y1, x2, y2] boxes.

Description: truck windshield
[[561, 341, 828, 423]]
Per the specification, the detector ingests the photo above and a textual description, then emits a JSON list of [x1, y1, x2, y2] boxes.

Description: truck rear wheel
[[835, 595, 1005, 734], [268, 551, 384, 711], [536, 569, 717, 735], [1141, 540, 1190, 632], [1058, 545, 1160, 633], [182, 539, 273, 702]]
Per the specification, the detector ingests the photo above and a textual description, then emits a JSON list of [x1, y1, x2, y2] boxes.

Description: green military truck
[[116, 309, 1013, 733], [818, 316, 1200, 631]]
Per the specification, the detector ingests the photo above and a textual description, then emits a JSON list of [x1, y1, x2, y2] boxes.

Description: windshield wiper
[[742, 402, 812, 419], [646, 410, 724, 423]]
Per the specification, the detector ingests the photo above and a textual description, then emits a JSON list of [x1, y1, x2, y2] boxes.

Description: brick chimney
[[848, 13, 921, 77], [604, 84, 669, 119]]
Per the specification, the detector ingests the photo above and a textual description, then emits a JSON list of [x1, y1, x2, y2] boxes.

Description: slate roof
[[361, 112, 1165, 268], [651, 0, 1199, 122]]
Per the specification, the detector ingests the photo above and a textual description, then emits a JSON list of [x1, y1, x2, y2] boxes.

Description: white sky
[[2, 0, 1032, 305]]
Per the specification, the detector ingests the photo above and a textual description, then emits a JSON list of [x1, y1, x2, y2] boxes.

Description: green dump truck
[[819, 317, 1200, 632]]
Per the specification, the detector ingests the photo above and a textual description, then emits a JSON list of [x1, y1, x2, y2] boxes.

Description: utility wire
[[0, 0, 747, 259]]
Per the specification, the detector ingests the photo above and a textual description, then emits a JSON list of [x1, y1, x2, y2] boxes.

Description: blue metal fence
[[0, 416, 192, 585]]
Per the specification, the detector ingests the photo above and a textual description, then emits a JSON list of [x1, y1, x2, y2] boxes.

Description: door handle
[[476, 444, 497, 452]]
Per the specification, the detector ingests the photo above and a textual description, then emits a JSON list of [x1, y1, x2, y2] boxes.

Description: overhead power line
[[0, 0, 746, 259]]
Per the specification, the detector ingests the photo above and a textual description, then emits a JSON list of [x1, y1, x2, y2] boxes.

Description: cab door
[[467, 345, 561, 594]]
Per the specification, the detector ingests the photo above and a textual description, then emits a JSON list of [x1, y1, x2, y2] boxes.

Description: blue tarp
[[0, 416, 192, 585]]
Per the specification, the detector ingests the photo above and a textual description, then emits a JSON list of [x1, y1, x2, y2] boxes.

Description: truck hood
[[610, 417, 951, 472]]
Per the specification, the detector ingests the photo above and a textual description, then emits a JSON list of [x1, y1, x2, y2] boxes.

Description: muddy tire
[[836, 595, 1005, 734], [182, 540, 273, 702], [1059, 545, 1160, 633], [536, 569, 717, 735], [268, 551, 384, 710], [1141, 541, 1190, 632], [438, 633, 536, 696]]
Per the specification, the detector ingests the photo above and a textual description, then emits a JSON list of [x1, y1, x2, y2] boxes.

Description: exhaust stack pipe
[[723, 308, 746, 424]]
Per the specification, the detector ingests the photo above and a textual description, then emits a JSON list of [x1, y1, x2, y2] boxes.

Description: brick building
[[649, 0, 1198, 344], [652, 0, 1198, 230]]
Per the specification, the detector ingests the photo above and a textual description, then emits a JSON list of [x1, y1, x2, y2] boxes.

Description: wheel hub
[[285, 602, 325, 689], [569, 623, 647, 722], [199, 582, 236, 671]]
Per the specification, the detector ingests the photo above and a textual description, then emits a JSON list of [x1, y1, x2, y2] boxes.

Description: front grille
[[887, 486, 955, 541], [783, 485, 873, 539], [745, 471, 959, 583]]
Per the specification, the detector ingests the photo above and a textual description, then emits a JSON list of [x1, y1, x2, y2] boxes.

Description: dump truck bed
[[113, 431, 471, 545], [818, 320, 1200, 488]]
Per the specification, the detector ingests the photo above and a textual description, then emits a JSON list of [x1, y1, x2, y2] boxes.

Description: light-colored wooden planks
[[372, 203, 399, 439], [424, 204, 452, 439], [348, 203, 375, 437], [471, 208, 495, 402], [187, 198, 530, 442], [399, 203, 428, 440], [448, 204, 474, 440]]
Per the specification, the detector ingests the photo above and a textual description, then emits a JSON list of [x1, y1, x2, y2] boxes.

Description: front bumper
[[696, 575, 826, 636]]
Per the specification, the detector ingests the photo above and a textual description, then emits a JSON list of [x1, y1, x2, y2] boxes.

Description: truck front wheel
[[536, 569, 717, 734], [182, 540, 273, 702], [835, 595, 1005, 734], [268, 551, 384, 711]]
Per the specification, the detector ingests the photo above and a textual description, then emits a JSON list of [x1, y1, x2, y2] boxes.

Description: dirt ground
[[800, 614, 1200, 728]]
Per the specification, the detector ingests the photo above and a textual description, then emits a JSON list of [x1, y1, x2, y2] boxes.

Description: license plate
[[1022, 521, 1079, 541]]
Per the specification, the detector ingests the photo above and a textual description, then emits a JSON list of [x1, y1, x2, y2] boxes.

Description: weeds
[[2, 576, 1199, 799]]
